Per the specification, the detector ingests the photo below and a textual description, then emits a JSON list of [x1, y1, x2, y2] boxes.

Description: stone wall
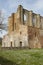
[[2, 5, 43, 48], [28, 26, 41, 48], [2, 25, 28, 48], [8, 5, 43, 34]]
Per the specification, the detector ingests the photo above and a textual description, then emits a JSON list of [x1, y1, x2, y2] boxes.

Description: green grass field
[[0, 49, 43, 65]]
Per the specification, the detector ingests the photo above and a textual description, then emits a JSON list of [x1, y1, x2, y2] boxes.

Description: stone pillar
[[40, 17, 43, 29], [42, 17, 43, 29], [8, 14, 14, 34], [21, 5, 24, 24], [17, 5, 24, 24], [12, 13, 14, 31], [36, 14, 40, 28], [29, 11, 33, 26], [13, 13, 17, 31], [34, 15, 37, 27], [26, 10, 29, 25], [26, 12, 29, 25], [17, 5, 21, 23], [25, 11, 29, 26]]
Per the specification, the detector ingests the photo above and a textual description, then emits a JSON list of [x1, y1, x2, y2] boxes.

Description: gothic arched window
[[32, 14, 36, 27], [24, 14, 26, 24]]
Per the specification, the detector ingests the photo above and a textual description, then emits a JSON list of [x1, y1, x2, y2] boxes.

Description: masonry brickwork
[[2, 5, 43, 48]]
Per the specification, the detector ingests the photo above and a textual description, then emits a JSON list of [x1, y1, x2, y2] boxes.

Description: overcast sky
[[0, 0, 43, 17], [0, 0, 43, 37]]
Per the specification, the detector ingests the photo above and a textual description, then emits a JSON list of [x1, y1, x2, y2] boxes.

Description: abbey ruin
[[2, 5, 43, 48]]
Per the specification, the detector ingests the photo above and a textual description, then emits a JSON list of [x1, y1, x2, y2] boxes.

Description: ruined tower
[[2, 5, 43, 48]]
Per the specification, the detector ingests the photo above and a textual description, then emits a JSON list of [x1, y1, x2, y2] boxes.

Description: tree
[[0, 10, 7, 38]]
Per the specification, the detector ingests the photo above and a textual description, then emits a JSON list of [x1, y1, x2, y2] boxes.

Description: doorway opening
[[11, 41, 12, 47], [20, 41, 22, 47]]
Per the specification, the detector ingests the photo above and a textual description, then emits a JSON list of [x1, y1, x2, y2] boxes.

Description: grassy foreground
[[0, 49, 43, 65]]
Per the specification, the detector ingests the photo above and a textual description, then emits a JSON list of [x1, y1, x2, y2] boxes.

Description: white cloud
[[4, 0, 43, 15], [1, 8, 8, 23], [31, 0, 43, 16], [1, 8, 8, 19], [0, 30, 7, 38], [7, 0, 17, 9], [23, 0, 43, 16], [2, 9, 6, 14], [35, 0, 43, 9]]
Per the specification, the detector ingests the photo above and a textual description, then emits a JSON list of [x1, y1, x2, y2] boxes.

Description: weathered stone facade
[[2, 5, 43, 48]]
